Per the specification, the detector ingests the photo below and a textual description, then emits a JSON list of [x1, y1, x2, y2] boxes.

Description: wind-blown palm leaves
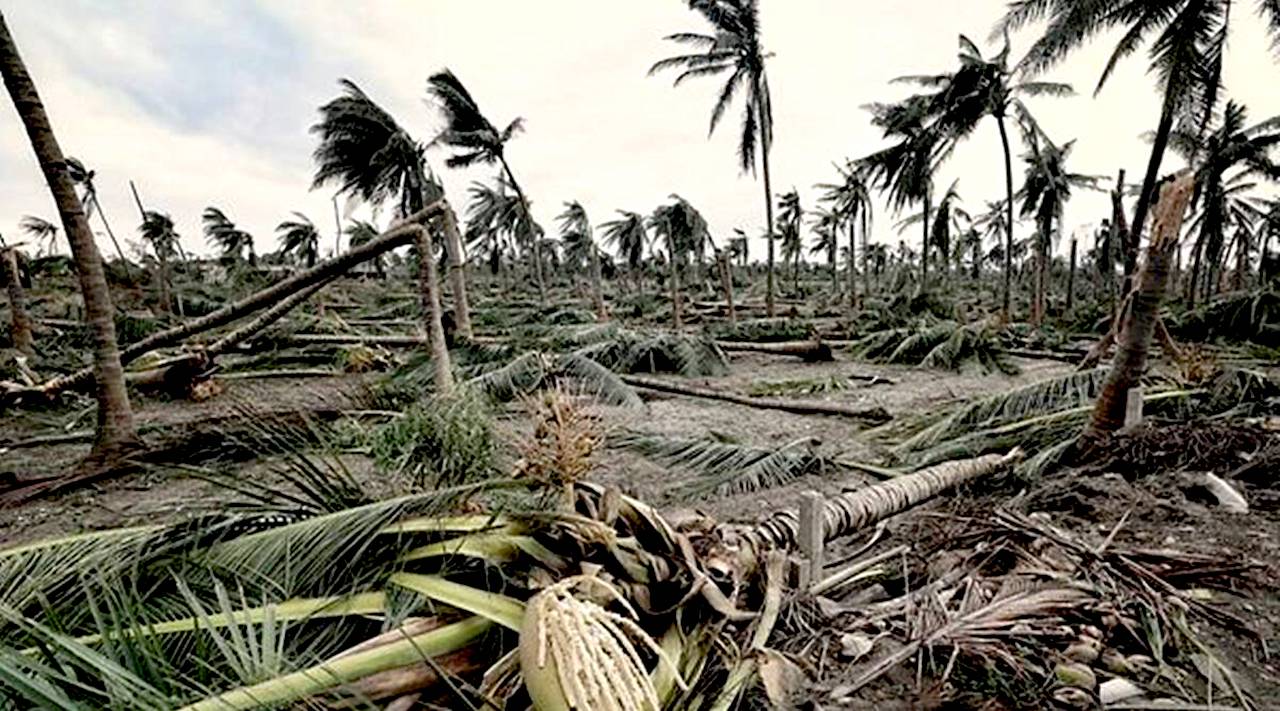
[[18, 215, 57, 256], [895, 180, 965, 279], [613, 431, 828, 498], [809, 206, 840, 290], [897, 34, 1071, 314], [1172, 101, 1280, 303], [202, 207, 255, 266], [651, 0, 779, 315], [557, 201, 607, 318], [343, 220, 383, 278], [998, 0, 1280, 261], [427, 68, 546, 297], [275, 212, 320, 268], [852, 320, 1016, 375], [649, 195, 710, 328], [776, 189, 803, 292], [1019, 132, 1100, 323], [599, 210, 649, 290], [817, 161, 874, 306], [139, 210, 178, 313]]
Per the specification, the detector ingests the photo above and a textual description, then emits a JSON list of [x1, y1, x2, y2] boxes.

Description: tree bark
[[1066, 236, 1077, 313], [587, 241, 607, 322], [717, 339, 832, 361], [413, 226, 453, 394], [919, 188, 932, 292], [0, 11, 136, 453], [1122, 83, 1177, 299], [1084, 173, 1194, 441], [436, 204, 473, 339], [997, 115, 1016, 320], [10, 203, 445, 401], [847, 216, 858, 312], [2, 247, 33, 357], [717, 251, 736, 327], [759, 78, 776, 319]]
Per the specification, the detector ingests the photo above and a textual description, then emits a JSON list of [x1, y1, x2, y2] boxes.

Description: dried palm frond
[[612, 432, 826, 499]]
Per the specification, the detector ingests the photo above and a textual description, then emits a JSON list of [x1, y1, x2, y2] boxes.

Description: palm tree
[[64, 156, 132, 274], [464, 177, 535, 286], [1168, 101, 1280, 304], [599, 210, 649, 293], [898, 35, 1071, 316], [808, 207, 840, 292], [557, 201, 607, 320], [343, 220, 383, 279], [776, 189, 803, 294], [276, 212, 321, 268], [858, 95, 946, 292], [650, 0, 778, 316], [426, 69, 543, 301], [999, 0, 1280, 297], [19, 215, 58, 256], [817, 162, 874, 308], [729, 230, 749, 268], [1, 11, 135, 453], [895, 180, 964, 281], [1, 246, 33, 356], [1019, 132, 1099, 325], [138, 210, 178, 315], [972, 199, 1011, 283], [202, 207, 256, 266], [650, 195, 709, 329], [311, 78, 471, 338]]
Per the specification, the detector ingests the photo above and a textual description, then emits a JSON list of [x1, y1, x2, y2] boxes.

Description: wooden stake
[[799, 491, 824, 589]]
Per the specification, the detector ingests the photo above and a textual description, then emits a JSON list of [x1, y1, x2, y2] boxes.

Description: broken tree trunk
[[717, 251, 736, 326], [620, 374, 889, 423], [1085, 173, 1195, 440], [4, 202, 446, 403], [717, 339, 833, 362], [2, 247, 33, 356], [436, 204, 473, 340], [274, 333, 425, 347], [414, 225, 453, 394]]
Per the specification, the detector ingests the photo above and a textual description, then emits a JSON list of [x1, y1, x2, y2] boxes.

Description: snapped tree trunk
[[436, 204, 473, 339], [998, 115, 1015, 320], [1084, 173, 1194, 441], [1121, 83, 1177, 301], [2, 247, 33, 357], [10, 203, 445, 401], [717, 251, 736, 326], [413, 226, 453, 394], [667, 234, 683, 330], [157, 249, 172, 316], [1066, 236, 1077, 313], [0, 11, 136, 452], [587, 244, 607, 322]]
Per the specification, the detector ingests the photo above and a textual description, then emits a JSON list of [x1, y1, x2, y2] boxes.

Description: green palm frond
[[464, 351, 551, 401], [572, 329, 728, 377], [613, 431, 824, 499], [556, 353, 643, 408], [885, 322, 958, 364]]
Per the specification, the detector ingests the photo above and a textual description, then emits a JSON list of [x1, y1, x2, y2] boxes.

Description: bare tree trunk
[[847, 217, 858, 312], [667, 233, 683, 330], [1066, 236, 1077, 313], [12, 203, 445, 401], [919, 188, 932, 292], [157, 249, 172, 316], [2, 248, 33, 357], [717, 251, 736, 326], [499, 159, 545, 301], [587, 242, 607, 322], [1084, 173, 1194, 441], [413, 226, 453, 394], [1121, 85, 1176, 300], [435, 204, 473, 339], [1232, 226, 1249, 291], [759, 78, 776, 319], [997, 115, 1015, 320], [0, 11, 136, 453]]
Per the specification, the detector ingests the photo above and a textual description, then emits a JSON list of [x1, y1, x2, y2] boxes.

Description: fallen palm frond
[[748, 373, 891, 397], [708, 318, 814, 343], [572, 328, 729, 377], [851, 321, 1016, 374], [621, 374, 892, 423], [612, 432, 827, 498]]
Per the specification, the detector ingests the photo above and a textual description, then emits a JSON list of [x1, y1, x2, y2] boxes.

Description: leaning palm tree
[[599, 210, 649, 293], [649, 195, 709, 329], [776, 189, 803, 294], [650, 0, 779, 316], [202, 207, 256, 266], [817, 161, 874, 307], [1019, 130, 1100, 325], [138, 210, 178, 316], [65, 156, 131, 273], [343, 220, 384, 279], [1169, 101, 1280, 304], [311, 78, 470, 337], [276, 212, 321, 268], [19, 215, 58, 257], [897, 35, 1071, 317], [895, 180, 964, 282], [426, 69, 543, 300], [556, 201, 607, 320], [1, 11, 136, 453], [858, 95, 947, 292], [809, 207, 841, 292], [999, 0, 1280, 295]]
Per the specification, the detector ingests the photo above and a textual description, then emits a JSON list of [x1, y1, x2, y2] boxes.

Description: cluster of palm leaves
[[851, 320, 1017, 374], [202, 207, 256, 266]]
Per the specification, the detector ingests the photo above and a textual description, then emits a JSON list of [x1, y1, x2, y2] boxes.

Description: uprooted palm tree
[[311, 78, 471, 338], [999, 0, 1280, 299], [427, 68, 541, 302], [1171, 101, 1280, 304], [898, 34, 1071, 317], [556, 201, 607, 320], [275, 212, 321, 268], [202, 206, 256, 267], [1, 11, 136, 454], [139, 210, 178, 315], [651, 0, 778, 316], [599, 210, 649, 293], [816, 161, 874, 308]]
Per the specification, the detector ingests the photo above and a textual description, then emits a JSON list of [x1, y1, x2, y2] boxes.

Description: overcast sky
[[2, 1, 1279, 263]]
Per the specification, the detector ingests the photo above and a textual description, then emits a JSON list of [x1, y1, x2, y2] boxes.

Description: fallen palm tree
[[620, 373, 892, 423], [716, 338, 833, 361]]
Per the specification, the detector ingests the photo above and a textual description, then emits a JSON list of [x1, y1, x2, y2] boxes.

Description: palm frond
[[555, 353, 643, 408], [612, 432, 825, 499]]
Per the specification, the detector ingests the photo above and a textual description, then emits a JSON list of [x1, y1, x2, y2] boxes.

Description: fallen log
[[3, 202, 445, 404], [274, 333, 426, 348], [620, 374, 890, 423], [717, 339, 833, 362]]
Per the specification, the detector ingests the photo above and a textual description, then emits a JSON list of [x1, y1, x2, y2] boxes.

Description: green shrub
[[371, 389, 495, 489]]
